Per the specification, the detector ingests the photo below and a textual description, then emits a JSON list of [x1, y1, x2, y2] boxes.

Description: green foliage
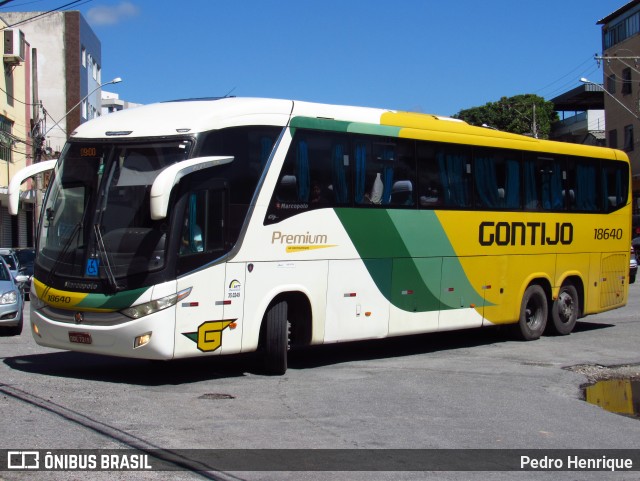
[[453, 94, 559, 139]]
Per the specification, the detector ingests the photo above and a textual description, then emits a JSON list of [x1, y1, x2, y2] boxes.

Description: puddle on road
[[585, 379, 640, 418]]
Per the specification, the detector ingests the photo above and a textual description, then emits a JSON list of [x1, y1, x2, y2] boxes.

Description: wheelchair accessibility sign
[[85, 258, 100, 277]]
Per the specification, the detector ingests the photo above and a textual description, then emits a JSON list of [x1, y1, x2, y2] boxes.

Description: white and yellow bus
[[9, 97, 632, 374]]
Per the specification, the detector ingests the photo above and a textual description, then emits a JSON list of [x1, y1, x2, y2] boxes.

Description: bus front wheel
[[516, 284, 548, 341], [263, 300, 290, 375], [547, 284, 578, 336]]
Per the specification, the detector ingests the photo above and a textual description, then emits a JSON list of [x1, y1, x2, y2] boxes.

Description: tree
[[453, 94, 558, 139]]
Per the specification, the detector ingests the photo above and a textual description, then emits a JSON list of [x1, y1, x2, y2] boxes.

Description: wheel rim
[[525, 296, 543, 330], [556, 290, 575, 325]]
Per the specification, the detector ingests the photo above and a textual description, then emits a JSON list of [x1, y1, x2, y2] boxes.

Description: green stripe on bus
[[76, 287, 150, 310], [334, 208, 486, 312], [290, 117, 401, 137]]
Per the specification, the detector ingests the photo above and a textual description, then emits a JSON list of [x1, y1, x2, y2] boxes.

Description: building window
[[0, 115, 13, 163], [624, 124, 634, 151], [609, 129, 618, 149], [603, 10, 640, 48], [622, 68, 632, 95], [607, 74, 616, 94], [81, 47, 86, 67]]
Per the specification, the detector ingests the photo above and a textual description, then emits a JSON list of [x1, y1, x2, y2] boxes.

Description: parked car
[[0, 257, 25, 336], [0, 248, 26, 294], [14, 247, 35, 299], [631, 246, 638, 285]]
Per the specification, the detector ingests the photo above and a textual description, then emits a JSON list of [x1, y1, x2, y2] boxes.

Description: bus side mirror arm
[[150, 156, 234, 220], [8, 159, 58, 215]]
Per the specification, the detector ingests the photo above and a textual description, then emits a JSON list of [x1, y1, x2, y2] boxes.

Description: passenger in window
[[310, 182, 328, 206], [391, 180, 414, 206], [419, 183, 441, 206]]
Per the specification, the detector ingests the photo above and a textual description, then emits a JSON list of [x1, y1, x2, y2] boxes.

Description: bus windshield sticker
[[85, 258, 100, 277]]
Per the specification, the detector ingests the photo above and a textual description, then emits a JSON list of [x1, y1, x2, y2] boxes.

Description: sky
[[0, 0, 632, 116]]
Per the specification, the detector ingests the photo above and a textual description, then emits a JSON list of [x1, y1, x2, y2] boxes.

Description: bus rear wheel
[[547, 284, 578, 336], [263, 300, 290, 375], [516, 284, 548, 341]]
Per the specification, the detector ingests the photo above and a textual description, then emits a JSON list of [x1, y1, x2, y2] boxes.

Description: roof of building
[[550, 84, 604, 111], [598, 0, 640, 25]]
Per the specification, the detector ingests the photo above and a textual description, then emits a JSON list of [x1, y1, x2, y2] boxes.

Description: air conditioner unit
[[3, 29, 25, 64]]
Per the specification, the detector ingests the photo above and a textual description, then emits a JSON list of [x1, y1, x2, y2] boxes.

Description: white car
[[631, 246, 638, 284]]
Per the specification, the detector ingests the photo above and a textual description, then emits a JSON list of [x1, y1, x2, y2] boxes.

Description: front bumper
[[30, 304, 177, 360], [0, 301, 23, 326]]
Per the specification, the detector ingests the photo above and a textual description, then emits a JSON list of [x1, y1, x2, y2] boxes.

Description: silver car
[[0, 257, 25, 336]]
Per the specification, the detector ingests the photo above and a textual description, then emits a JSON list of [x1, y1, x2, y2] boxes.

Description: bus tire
[[263, 300, 289, 375], [547, 284, 578, 336], [515, 284, 548, 341]]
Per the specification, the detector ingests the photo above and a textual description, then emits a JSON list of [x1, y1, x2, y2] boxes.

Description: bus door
[[174, 184, 237, 357]]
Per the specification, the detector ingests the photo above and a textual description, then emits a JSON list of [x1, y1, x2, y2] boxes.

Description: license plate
[[69, 332, 92, 344]]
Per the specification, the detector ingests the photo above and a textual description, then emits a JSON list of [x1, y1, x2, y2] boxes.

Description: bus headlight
[[120, 287, 192, 319]]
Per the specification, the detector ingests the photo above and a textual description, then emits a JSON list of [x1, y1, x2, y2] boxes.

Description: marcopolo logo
[[479, 221, 574, 247]]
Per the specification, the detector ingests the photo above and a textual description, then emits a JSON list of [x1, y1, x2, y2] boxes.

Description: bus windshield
[[39, 139, 192, 282]]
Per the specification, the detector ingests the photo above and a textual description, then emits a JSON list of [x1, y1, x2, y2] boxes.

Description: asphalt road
[[1, 282, 640, 481]]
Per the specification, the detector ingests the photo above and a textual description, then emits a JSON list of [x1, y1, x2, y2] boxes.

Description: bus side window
[[566, 157, 598, 212], [274, 138, 309, 203], [179, 190, 226, 257], [354, 138, 411, 207], [473, 148, 521, 209], [601, 160, 629, 211], [524, 155, 564, 211], [417, 142, 443, 207], [388, 140, 416, 208], [267, 130, 350, 224], [436, 147, 471, 208]]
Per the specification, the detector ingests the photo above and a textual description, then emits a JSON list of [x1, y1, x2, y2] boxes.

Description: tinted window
[[265, 129, 629, 223], [199, 126, 282, 239], [473, 148, 522, 209], [0, 261, 9, 280]]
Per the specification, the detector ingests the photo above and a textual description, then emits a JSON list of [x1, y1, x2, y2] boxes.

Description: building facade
[[2, 11, 102, 156], [0, 16, 38, 247], [598, 0, 640, 218]]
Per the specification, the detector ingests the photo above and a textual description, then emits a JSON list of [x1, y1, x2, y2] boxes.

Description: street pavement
[[1, 282, 640, 480]]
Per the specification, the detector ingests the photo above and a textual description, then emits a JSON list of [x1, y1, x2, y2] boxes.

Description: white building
[[2, 11, 102, 155], [102, 91, 142, 115]]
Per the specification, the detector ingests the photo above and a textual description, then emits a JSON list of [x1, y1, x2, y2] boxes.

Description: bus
[[9, 97, 632, 374]]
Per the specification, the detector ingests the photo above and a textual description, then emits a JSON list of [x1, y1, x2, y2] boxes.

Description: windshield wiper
[[41, 221, 83, 301], [93, 224, 122, 291]]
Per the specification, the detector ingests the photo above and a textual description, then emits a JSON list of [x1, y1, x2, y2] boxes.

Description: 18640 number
[[593, 228, 623, 240]]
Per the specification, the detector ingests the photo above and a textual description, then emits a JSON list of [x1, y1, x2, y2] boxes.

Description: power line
[[0, 85, 41, 106], [0, 0, 94, 30], [0, 0, 52, 9], [534, 56, 596, 95]]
